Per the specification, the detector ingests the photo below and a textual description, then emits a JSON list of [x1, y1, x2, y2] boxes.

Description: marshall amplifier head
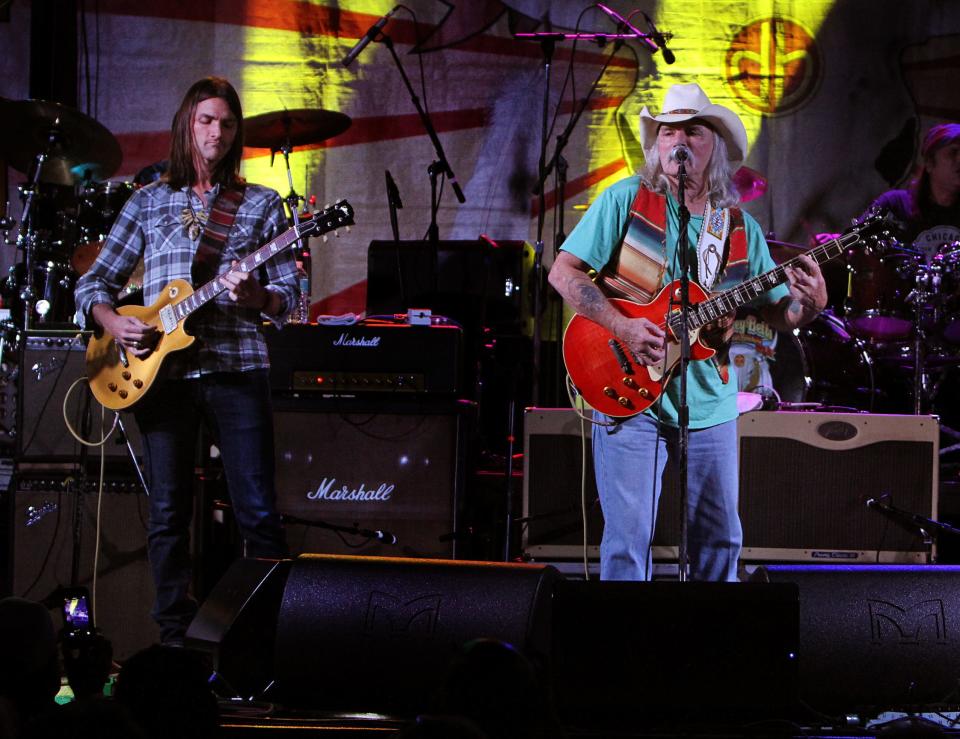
[[265, 322, 463, 396]]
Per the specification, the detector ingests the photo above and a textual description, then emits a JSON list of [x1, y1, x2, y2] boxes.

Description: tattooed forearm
[[570, 275, 608, 317]]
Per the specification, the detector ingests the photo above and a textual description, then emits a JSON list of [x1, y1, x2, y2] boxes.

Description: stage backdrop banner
[[2, 1, 959, 311]]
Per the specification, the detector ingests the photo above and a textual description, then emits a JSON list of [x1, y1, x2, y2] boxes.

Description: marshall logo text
[[333, 333, 381, 348], [307, 478, 395, 502]]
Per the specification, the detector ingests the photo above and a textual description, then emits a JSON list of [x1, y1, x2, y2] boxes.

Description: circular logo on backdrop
[[725, 17, 821, 116]]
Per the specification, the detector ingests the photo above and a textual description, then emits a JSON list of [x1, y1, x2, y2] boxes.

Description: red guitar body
[[562, 281, 716, 418]]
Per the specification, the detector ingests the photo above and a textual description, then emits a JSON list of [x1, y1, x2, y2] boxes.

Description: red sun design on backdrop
[[725, 17, 821, 116]]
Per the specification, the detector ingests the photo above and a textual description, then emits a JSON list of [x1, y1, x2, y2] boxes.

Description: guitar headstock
[[844, 208, 901, 255], [301, 199, 355, 240]]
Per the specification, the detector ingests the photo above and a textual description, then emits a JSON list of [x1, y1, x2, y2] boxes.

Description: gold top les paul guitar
[[86, 200, 354, 411]]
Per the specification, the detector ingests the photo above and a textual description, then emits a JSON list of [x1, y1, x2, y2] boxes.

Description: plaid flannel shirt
[[75, 180, 300, 378]]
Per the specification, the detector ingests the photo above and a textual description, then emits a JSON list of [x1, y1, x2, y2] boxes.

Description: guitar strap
[[191, 185, 246, 288], [598, 185, 748, 384]]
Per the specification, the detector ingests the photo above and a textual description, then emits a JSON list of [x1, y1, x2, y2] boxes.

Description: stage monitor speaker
[[523, 409, 937, 563], [758, 564, 960, 712], [273, 398, 470, 560], [10, 479, 157, 659], [185, 558, 292, 699], [271, 555, 561, 713], [551, 580, 799, 725], [12, 333, 143, 461]]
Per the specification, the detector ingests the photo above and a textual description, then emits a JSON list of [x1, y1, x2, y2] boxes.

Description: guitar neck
[[680, 231, 857, 332], [171, 224, 308, 323]]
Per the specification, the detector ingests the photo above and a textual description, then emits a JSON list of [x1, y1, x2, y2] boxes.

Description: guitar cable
[[62, 374, 121, 630]]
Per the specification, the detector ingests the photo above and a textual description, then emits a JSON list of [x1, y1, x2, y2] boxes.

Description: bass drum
[[730, 311, 877, 411]]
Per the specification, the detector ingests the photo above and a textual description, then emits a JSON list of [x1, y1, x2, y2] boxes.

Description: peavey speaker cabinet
[[273, 398, 472, 560], [736, 411, 937, 563], [523, 409, 937, 564]]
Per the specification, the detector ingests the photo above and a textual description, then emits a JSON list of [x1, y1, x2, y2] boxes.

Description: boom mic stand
[[268, 124, 310, 298], [531, 41, 623, 406], [513, 21, 661, 561], [516, 27, 653, 406], [375, 31, 466, 252], [866, 494, 960, 557]]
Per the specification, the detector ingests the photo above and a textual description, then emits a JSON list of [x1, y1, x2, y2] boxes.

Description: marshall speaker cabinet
[[523, 409, 937, 563], [273, 397, 472, 560]]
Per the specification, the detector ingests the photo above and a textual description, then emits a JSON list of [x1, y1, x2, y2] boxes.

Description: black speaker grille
[[740, 438, 933, 552], [273, 403, 466, 559], [525, 434, 603, 548]]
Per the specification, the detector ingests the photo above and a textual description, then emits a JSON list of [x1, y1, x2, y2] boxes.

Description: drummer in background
[[817, 123, 960, 249]]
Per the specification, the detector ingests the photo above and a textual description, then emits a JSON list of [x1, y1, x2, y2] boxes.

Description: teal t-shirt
[[560, 175, 789, 429]]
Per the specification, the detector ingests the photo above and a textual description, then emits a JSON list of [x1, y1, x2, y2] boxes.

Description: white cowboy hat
[[639, 82, 748, 168]]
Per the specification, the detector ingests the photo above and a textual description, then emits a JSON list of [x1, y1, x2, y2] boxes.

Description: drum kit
[[733, 232, 960, 419], [0, 99, 354, 332], [0, 99, 131, 328]]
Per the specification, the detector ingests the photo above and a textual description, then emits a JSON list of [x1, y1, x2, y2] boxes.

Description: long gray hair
[[638, 128, 741, 209]]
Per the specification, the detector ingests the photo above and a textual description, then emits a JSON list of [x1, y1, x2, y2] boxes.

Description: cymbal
[[766, 238, 806, 264], [0, 99, 122, 185], [733, 165, 767, 203], [244, 108, 352, 149]]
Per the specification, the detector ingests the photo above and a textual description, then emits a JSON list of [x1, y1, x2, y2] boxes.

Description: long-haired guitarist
[[74, 77, 300, 645], [548, 83, 827, 582]]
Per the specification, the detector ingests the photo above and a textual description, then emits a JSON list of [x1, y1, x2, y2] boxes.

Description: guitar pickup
[[159, 305, 177, 333], [607, 339, 633, 374]]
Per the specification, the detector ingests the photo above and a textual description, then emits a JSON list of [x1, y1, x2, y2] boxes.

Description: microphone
[[670, 144, 691, 163], [385, 169, 403, 209], [371, 528, 398, 545], [643, 12, 675, 64], [595, 3, 658, 53], [341, 7, 397, 68]]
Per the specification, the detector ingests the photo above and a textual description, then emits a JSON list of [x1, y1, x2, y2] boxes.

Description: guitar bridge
[[608, 339, 633, 374], [159, 305, 178, 333]]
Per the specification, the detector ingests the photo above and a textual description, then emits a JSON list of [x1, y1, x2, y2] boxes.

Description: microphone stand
[[675, 158, 691, 582], [529, 36, 555, 407], [530, 41, 623, 406], [268, 124, 310, 298], [280, 513, 397, 546], [866, 496, 960, 556], [376, 32, 465, 257], [516, 32, 637, 406]]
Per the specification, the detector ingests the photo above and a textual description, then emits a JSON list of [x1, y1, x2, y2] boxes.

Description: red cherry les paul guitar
[[561, 213, 889, 418]]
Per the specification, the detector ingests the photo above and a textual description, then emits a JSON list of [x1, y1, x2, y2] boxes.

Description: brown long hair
[[162, 77, 245, 189]]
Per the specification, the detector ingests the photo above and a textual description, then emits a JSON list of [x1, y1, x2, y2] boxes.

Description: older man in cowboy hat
[[549, 82, 827, 582]]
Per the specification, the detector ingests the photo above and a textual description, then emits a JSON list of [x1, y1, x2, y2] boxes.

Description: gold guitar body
[[86, 279, 196, 411]]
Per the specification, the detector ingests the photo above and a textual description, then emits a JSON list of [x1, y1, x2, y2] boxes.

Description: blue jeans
[[133, 370, 287, 643], [592, 412, 741, 582]]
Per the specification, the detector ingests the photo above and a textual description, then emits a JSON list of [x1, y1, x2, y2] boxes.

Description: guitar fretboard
[[666, 231, 859, 335], [165, 199, 354, 323], [172, 226, 308, 322]]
